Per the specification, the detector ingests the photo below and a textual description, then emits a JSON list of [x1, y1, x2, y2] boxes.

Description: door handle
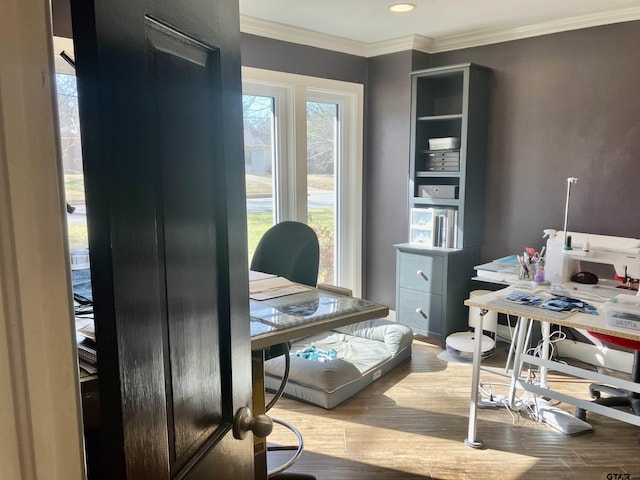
[[233, 407, 273, 440]]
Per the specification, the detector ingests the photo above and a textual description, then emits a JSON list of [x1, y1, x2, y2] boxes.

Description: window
[[306, 99, 337, 285], [243, 93, 277, 258], [242, 68, 364, 295], [56, 72, 89, 266]]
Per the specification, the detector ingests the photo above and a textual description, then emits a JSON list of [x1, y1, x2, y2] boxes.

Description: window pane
[[56, 73, 89, 266], [243, 94, 276, 262], [307, 101, 337, 285]]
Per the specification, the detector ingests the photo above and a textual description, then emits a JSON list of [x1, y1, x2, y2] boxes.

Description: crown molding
[[363, 34, 435, 58], [240, 15, 367, 57], [431, 5, 640, 53], [241, 7, 640, 58]]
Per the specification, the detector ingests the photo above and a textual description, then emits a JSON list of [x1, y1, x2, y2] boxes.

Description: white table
[[463, 288, 640, 448], [249, 282, 388, 479]]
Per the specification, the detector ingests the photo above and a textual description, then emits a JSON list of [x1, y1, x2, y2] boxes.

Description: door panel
[[70, 0, 253, 478], [148, 17, 224, 465]]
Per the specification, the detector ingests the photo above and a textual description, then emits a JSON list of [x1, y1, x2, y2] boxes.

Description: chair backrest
[[250, 221, 320, 287]]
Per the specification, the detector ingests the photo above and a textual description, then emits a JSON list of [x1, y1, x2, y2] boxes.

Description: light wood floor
[[267, 335, 640, 480]]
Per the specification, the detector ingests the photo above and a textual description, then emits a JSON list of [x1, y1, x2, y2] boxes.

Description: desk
[[463, 288, 640, 448], [76, 274, 387, 479], [249, 287, 388, 479]]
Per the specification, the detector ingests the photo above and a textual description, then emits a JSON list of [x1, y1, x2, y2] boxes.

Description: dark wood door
[[70, 0, 254, 478]]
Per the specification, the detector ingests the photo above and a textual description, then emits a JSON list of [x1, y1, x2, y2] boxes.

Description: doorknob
[[233, 407, 273, 440]]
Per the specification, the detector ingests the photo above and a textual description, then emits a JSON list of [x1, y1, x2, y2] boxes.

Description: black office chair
[[251, 221, 319, 288], [575, 332, 640, 424], [251, 221, 319, 479]]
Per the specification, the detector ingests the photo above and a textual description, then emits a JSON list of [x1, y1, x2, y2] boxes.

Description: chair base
[[267, 418, 304, 478], [575, 383, 640, 421]]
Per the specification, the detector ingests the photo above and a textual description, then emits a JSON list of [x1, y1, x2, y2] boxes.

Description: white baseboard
[[555, 339, 632, 375], [386, 309, 396, 322], [497, 325, 632, 375]]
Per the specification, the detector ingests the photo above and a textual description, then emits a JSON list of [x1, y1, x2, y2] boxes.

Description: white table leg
[[539, 321, 551, 388], [504, 320, 520, 373], [465, 308, 486, 448], [508, 316, 530, 410]]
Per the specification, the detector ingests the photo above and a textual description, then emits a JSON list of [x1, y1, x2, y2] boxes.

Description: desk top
[[249, 289, 388, 351], [465, 288, 640, 342]]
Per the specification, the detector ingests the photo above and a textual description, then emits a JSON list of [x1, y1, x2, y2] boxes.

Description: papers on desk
[[76, 315, 96, 341], [75, 315, 98, 374], [486, 289, 578, 320], [249, 270, 277, 282], [249, 276, 311, 300], [474, 255, 520, 283]]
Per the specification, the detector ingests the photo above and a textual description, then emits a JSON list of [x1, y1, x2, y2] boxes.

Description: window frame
[[241, 67, 364, 295]]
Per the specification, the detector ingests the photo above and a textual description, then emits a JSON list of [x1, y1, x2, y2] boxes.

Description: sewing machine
[[544, 230, 640, 293]]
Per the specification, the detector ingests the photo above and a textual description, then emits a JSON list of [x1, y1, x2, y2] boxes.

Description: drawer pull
[[416, 270, 428, 281], [416, 307, 427, 318]]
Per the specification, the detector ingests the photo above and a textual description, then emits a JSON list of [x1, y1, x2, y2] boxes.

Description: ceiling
[[239, 0, 640, 56]]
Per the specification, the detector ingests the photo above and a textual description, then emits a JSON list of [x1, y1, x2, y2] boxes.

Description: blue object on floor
[[295, 346, 337, 362]]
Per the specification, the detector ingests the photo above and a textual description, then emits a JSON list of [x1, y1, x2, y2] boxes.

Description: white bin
[[468, 290, 498, 334], [444, 290, 497, 360]]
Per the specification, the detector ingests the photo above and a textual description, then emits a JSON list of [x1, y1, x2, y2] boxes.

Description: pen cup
[[519, 262, 535, 280]]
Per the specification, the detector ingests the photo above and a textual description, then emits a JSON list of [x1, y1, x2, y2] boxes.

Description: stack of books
[[432, 208, 458, 248], [77, 335, 97, 375], [409, 207, 458, 248], [75, 296, 97, 375]]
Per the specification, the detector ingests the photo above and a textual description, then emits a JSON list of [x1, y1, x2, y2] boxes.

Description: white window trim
[[241, 67, 364, 296], [2, 29, 85, 478], [241, 81, 295, 222]]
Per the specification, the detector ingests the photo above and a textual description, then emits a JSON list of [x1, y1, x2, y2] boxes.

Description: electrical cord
[[265, 343, 291, 412], [476, 317, 571, 426]]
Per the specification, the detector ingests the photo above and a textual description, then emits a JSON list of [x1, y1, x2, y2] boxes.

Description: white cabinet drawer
[[397, 288, 442, 337], [397, 251, 443, 294]]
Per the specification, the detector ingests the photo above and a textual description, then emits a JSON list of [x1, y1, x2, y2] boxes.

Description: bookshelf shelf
[[407, 63, 490, 249], [416, 114, 463, 122], [412, 197, 461, 207], [415, 171, 461, 178]]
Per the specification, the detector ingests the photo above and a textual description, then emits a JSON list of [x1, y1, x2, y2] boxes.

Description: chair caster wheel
[[575, 408, 587, 421]]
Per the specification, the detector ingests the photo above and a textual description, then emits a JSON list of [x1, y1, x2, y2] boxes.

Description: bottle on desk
[[534, 258, 545, 283]]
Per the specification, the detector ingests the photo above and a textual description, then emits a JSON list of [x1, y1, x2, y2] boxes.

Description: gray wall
[[431, 21, 640, 264], [243, 22, 640, 310], [55, 6, 640, 309], [241, 34, 368, 84], [363, 51, 431, 307], [363, 51, 413, 305]]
